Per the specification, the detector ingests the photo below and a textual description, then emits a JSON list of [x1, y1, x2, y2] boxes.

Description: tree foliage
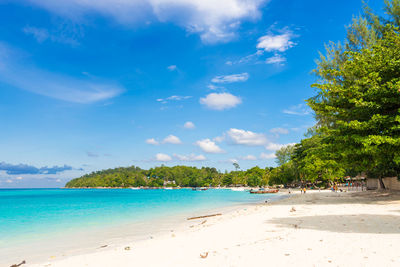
[[308, 0, 400, 187], [65, 165, 272, 188]]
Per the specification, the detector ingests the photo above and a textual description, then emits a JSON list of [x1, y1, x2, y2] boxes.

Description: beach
[[22, 190, 400, 267]]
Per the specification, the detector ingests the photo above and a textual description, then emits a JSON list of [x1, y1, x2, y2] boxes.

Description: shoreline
[[3, 190, 288, 267], [22, 189, 400, 267]]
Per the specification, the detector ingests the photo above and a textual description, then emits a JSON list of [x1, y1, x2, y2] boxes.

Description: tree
[[233, 162, 240, 171], [292, 133, 345, 185], [309, 25, 400, 188], [275, 145, 295, 166]]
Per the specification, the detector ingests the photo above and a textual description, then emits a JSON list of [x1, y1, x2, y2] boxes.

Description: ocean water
[[0, 188, 283, 264]]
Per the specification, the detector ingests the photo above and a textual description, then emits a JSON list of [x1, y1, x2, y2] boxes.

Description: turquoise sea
[[0, 188, 283, 264]]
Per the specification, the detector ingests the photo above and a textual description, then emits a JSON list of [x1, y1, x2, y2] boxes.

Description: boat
[[249, 188, 279, 194], [192, 187, 209, 191]]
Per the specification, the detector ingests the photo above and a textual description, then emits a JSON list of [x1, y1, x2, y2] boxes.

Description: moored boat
[[249, 188, 279, 194], [192, 187, 209, 191]]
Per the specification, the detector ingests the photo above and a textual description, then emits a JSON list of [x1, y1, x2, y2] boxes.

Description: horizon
[[0, 0, 385, 188]]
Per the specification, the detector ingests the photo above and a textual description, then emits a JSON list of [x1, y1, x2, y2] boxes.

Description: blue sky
[[0, 0, 384, 188]]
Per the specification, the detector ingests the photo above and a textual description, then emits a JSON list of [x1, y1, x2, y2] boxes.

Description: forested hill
[[65, 165, 273, 188]]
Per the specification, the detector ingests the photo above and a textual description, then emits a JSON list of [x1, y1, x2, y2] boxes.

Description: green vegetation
[[307, 0, 400, 188], [66, 0, 400, 189], [65, 165, 272, 188]]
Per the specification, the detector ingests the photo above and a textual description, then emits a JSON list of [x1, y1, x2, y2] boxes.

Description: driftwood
[[187, 213, 222, 220], [200, 252, 209, 258], [10, 260, 26, 267]]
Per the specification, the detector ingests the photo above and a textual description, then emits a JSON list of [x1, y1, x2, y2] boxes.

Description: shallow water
[[0, 188, 283, 264]]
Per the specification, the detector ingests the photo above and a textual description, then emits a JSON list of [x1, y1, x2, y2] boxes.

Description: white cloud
[[0, 43, 123, 104], [183, 121, 195, 129], [265, 54, 286, 65], [167, 65, 177, 71], [146, 138, 159, 145], [23, 26, 49, 43], [162, 135, 182, 144], [173, 153, 206, 161], [156, 95, 192, 104], [6, 179, 13, 183], [257, 30, 295, 52], [207, 84, 224, 90], [155, 153, 172, 162], [15, 176, 23, 180], [265, 142, 296, 151], [270, 127, 289, 135], [28, 0, 268, 43], [211, 72, 249, 83], [225, 50, 263, 66], [229, 158, 239, 163], [241, 154, 257, 160], [23, 25, 81, 46], [260, 152, 275, 159], [196, 138, 225, 153], [226, 128, 268, 146], [283, 104, 311, 116], [200, 93, 241, 110], [213, 135, 225, 143]]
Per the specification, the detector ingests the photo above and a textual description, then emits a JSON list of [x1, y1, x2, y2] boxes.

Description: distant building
[[163, 180, 176, 186]]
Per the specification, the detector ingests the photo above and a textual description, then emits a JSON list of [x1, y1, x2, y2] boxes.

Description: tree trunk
[[378, 176, 386, 190]]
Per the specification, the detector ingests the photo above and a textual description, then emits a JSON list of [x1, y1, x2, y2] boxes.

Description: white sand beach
[[25, 190, 400, 267]]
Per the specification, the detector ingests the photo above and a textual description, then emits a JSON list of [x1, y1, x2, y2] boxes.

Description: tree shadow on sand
[[270, 191, 400, 206], [268, 214, 400, 234]]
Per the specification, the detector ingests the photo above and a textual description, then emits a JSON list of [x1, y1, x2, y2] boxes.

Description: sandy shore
[[24, 190, 400, 267]]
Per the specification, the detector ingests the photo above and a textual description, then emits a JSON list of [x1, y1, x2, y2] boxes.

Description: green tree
[[309, 25, 400, 188], [275, 145, 295, 166]]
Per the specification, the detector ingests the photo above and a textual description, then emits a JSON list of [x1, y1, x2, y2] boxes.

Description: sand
[[23, 190, 400, 267]]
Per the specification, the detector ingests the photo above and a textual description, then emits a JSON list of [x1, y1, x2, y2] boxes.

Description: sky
[[0, 0, 384, 188]]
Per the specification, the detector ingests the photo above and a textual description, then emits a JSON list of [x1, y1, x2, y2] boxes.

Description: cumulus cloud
[[173, 153, 206, 161], [0, 43, 124, 104], [226, 128, 268, 146], [155, 153, 172, 162], [183, 121, 195, 129], [162, 135, 182, 144], [283, 104, 312, 116], [27, 0, 268, 43], [270, 127, 289, 135], [146, 138, 159, 145], [167, 65, 177, 71], [256, 30, 295, 52], [260, 152, 275, 159], [196, 138, 225, 153], [0, 162, 73, 175], [200, 92, 241, 110], [211, 73, 249, 83]]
